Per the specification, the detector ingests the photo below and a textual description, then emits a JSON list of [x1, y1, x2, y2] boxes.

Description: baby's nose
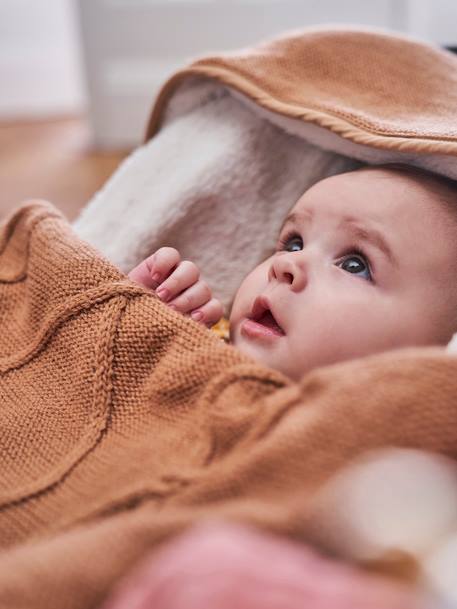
[[269, 255, 307, 291]]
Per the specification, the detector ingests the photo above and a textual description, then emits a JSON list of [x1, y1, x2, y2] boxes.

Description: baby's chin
[[231, 327, 296, 377]]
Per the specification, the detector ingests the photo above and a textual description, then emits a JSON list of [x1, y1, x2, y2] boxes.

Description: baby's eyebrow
[[340, 216, 398, 269], [280, 211, 398, 268], [280, 210, 312, 232]]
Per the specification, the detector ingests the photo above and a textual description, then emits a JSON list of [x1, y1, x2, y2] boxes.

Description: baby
[[128, 164, 457, 381]]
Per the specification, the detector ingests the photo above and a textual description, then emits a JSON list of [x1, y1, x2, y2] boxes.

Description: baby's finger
[[128, 255, 156, 288], [128, 247, 181, 290], [191, 298, 224, 328], [156, 260, 200, 303], [149, 247, 181, 285], [167, 279, 210, 313]]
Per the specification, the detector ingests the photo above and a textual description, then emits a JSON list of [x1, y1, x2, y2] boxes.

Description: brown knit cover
[[1, 201, 457, 608], [147, 27, 457, 156]]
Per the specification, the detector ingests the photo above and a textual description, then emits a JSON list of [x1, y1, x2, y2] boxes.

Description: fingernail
[[151, 272, 161, 283], [156, 287, 170, 302], [191, 310, 203, 321]]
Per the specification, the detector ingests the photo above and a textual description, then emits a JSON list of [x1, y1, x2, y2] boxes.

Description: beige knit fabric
[[147, 27, 457, 157], [1, 200, 457, 608]]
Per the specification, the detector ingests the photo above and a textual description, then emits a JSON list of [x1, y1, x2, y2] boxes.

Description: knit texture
[[147, 26, 457, 156], [2, 201, 457, 608]]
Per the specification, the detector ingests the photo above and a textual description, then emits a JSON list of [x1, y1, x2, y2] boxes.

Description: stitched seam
[[202, 372, 286, 466], [61, 478, 193, 531], [0, 211, 63, 282], [0, 296, 128, 508], [0, 282, 146, 372], [193, 63, 457, 141]]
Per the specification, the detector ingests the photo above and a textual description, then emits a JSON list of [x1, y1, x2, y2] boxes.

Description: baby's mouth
[[254, 310, 285, 335], [244, 295, 286, 338]]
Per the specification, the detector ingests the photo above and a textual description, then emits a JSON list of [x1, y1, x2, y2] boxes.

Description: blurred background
[[1, 0, 456, 221]]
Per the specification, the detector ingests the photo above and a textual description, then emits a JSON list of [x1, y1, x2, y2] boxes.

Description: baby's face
[[229, 168, 457, 381]]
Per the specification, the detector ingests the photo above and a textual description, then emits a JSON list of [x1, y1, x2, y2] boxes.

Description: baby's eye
[[277, 232, 303, 252], [277, 233, 373, 282], [337, 252, 372, 282]]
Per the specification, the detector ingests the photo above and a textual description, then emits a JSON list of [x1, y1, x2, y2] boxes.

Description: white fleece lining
[[73, 83, 358, 314], [73, 77, 457, 351]]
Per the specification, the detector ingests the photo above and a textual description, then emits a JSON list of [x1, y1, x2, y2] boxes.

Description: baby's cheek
[[229, 280, 252, 323], [229, 262, 272, 336], [228, 305, 246, 345], [228, 296, 241, 328]]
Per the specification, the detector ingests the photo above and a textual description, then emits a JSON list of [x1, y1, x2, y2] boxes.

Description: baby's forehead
[[290, 167, 454, 223], [346, 165, 457, 208], [280, 168, 457, 268], [354, 166, 457, 227]]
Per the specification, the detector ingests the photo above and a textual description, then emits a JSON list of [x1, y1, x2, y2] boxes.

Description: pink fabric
[[101, 523, 422, 609]]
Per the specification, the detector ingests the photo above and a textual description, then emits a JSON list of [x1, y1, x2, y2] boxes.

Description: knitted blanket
[[2, 200, 457, 608]]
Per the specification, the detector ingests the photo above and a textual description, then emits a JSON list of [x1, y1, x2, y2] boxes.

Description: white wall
[[1, 0, 456, 148], [78, 0, 411, 149], [0, 0, 85, 118], [407, 0, 457, 44]]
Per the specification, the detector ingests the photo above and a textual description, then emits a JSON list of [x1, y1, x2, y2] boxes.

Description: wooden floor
[[0, 117, 129, 222]]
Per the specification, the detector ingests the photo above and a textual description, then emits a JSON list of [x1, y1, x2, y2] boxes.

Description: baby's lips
[[250, 295, 286, 335], [250, 295, 271, 321]]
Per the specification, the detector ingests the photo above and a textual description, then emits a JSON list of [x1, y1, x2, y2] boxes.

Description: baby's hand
[[128, 247, 224, 327]]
